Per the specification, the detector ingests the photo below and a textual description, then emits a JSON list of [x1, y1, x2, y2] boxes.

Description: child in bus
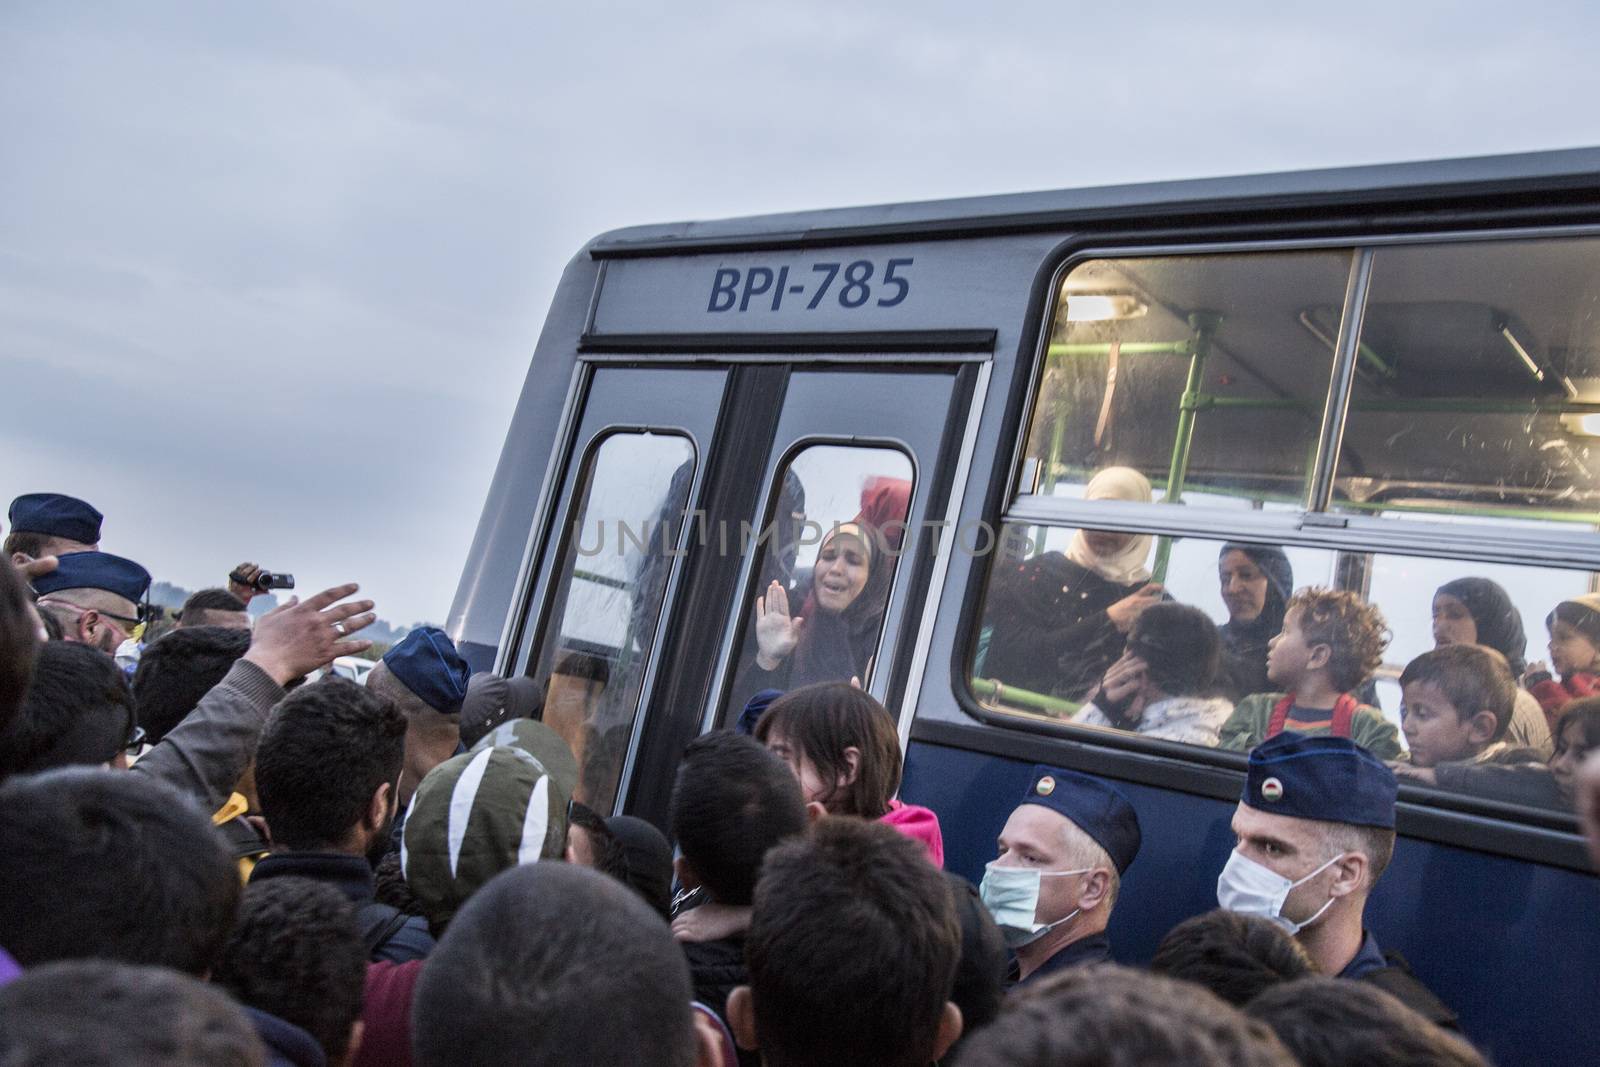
[[1524, 595, 1600, 732], [754, 682, 943, 866], [1217, 588, 1401, 758], [1394, 698, 1600, 811], [1392, 645, 1532, 769]]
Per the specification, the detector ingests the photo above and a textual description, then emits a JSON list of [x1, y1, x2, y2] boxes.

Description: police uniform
[[7, 492, 103, 547], [1242, 733, 1459, 1030], [30, 550, 151, 606], [1004, 765, 1141, 987]]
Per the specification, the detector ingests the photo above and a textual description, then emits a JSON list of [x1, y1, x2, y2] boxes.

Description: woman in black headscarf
[[1216, 543, 1293, 702], [734, 521, 891, 702], [1432, 576, 1552, 756]]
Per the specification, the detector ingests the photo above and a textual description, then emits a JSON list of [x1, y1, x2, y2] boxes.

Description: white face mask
[[1216, 849, 1344, 935], [979, 862, 1090, 948]]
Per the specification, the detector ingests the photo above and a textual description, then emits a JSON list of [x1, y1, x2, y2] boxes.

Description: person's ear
[[77, 609, 100, 643], [1306, 642, 1333, 672], [1076, 867, 1112, 912], [805, 801, 828, 825], [726, 986, 759, 1052], [1328, 852, 1367, 899], [364, 781, 392, 834], [1466, 710, 1499, 746], [674, 854, 702, 891], [839, 746, 861, 789], [929, 1002, 964, 1062]]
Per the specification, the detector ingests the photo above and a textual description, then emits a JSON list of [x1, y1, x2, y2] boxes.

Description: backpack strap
[[1330, 693, 1359, 738], [356, 901, 412, 958], [1266, 693, 1295, 738]]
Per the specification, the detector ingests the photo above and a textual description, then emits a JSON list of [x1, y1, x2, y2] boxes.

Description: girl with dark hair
[[1432, 577, 1552, 757], [1216, 543, 1292, 703], [754, 682, 943, 865]]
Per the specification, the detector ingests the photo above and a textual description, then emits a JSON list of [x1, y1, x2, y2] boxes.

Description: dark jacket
[[1340, 931, 1459, 1031], [1006, 932, 1112, 988], [244, 1006, 325, 1067], [979, 553, 1141, 701], [683, 936, 757, 1067], [251, 852, 435, 963]]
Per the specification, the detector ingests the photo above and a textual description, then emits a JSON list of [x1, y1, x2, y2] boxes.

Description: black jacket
[[682, 936, 757, 1067], [251, 852, 435, 964]]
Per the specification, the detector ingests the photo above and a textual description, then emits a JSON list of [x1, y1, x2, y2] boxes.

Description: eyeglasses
[[37, 597, 141, 634]]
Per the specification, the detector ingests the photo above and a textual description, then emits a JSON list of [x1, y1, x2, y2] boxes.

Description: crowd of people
[[3, 489, 1600, 1066], [976, 466, 1600, 813]]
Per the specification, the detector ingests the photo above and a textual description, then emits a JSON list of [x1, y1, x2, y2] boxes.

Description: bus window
[[973, 525, 1340, 739], [1019, 250, 1354, 509], [534, 431, 695, 812], [726, 443, 913, 719], [1333, 236, 1600, 524], [972, 516, 1597, 814]]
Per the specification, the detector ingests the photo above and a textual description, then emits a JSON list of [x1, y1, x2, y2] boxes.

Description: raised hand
[[243, 582, 376, 686], [1106, 583, 1164, 634], [753, 580, 804, 670]]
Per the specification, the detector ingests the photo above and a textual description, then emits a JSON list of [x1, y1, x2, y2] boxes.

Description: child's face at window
[[1548, 620, 1600, 676], [1266, 608, 1319, 689], [1401, 680, 1487, 768], [1431, 594, 1478, 648], [1549, 718, 1595, 804]]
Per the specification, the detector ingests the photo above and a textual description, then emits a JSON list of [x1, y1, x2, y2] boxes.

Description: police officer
[[31, 551, 151, 656], [979, 765, 1141, 986], [6, 493, 102, 571], [1217, 732, 1457, 1028]]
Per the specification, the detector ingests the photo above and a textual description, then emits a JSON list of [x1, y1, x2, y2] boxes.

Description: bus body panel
[[902, 737, 1600, 1066]]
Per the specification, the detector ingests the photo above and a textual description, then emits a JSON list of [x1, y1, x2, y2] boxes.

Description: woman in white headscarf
[[979, 467, 1164, 701]]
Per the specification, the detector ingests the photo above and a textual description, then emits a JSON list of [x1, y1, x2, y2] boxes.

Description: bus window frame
[[951, 224, 1600, 850], [704, 432, 920, 731], [525, 423, 701, 813]]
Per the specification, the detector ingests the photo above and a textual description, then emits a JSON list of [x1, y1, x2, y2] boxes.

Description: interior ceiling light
[[1064, 293, 1147, 322]]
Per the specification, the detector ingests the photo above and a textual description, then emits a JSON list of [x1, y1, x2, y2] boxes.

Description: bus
[[447, 148, 1600, 1063]]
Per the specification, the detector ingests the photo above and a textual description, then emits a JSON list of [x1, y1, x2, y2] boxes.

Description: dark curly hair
[[254, 677, 405, 851], [214, 877, 366, 1059], [1289, 587, 1391, 694]]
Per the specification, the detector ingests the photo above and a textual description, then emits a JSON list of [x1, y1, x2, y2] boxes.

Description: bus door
[[504, 365, 728, 815], [620, 359, 985, 821]]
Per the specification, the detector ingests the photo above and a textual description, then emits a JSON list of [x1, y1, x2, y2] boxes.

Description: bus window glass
[[534, 431, 695, 812], [1019, 251, 1353, 508], [727, 444, 913, 719], [1334, 236, 1600, 524], [972, 517, 1597, 814]]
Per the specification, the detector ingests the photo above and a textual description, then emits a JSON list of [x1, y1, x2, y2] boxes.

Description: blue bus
[[448, 148, 1600, 1064]]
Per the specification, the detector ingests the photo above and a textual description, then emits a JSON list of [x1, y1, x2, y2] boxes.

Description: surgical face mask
[[1216, 849, 1343, 935], [979, 862, 1090, 948]]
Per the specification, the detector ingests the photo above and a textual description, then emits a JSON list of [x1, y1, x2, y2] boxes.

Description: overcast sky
[[5, 1, 1600, 628]]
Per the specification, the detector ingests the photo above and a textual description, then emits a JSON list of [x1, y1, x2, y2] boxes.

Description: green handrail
[[970, 677, 1082, 718]]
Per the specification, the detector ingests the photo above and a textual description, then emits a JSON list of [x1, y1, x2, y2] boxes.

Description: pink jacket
[[881, 799, 944, 868]]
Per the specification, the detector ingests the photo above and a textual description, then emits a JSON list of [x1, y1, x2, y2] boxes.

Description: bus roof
[[591, 146, 1600, 255]]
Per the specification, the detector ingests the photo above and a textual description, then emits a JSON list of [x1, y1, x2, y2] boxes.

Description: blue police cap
[[8, 493, 102, 545], [1243, 732, 1397, 830], [31, 551, 150, 605], [1019, 765, 1142, 874], [383, 626, 470, 715]]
